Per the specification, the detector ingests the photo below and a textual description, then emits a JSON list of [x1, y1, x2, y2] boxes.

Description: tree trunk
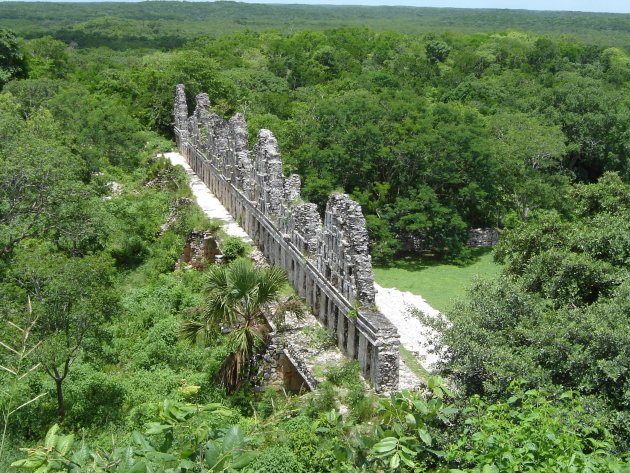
[[55, 378, 65, 420]]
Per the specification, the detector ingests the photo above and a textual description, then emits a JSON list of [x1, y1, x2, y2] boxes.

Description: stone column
[[174, 84, 188, 132]]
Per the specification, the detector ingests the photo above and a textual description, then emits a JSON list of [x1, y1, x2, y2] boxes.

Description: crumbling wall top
[[179, 85, 379, 308], [175, 84, 400, 392], [174, 84, 188, 130]]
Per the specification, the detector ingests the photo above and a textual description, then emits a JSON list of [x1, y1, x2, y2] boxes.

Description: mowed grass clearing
[[373, 248, 503, 313]]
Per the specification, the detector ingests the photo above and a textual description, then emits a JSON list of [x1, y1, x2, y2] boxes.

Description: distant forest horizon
[[1, 0, 629, 15], [1, 1, 629, 49]]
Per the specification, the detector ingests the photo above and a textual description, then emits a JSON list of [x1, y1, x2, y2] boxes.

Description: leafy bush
[[109, 233, 148, 267], [447, 384, 628, 473], [64, 363, 125, 428], [130, 316, 180, 370], [307, 382, 337, 414], [246, 445, 305, 473], [438, 174, 630, 445], [220, 235, 250, 261], [281, 416, 338, 473], [361, 377, 457, 471]]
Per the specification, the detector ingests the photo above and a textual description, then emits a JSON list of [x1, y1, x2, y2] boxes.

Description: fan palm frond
[[180, 319, 215, 346], [272, 295, 307, 327], [226, 326, 263, 359], [256, 265, 288, 305], [205, 263, 230, 291], [181, 258, 304, 393], [228, 259, 260, 298]]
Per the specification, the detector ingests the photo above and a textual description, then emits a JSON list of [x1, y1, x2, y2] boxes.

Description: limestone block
[[284, 174, 301, 203], [174, 84, 188, 131], [321, 193, 376, 305], [291, 203, 321, 256]]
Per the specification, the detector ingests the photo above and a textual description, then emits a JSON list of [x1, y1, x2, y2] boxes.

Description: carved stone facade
[[174, 84, 400, 391]]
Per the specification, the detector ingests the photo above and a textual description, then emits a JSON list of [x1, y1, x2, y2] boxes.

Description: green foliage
[[5, 246, 116, 419], [3, 7, 630, 471], [104, 188, 170, 268], [121, 50, 237, 135], [12, 402, 252, 473], [302, 325, 336, 351], [3, 78, 63, 116], [47, 87, 145, 171], [488, 111, 569, 220], [447, 384, 627, 473], [425, 39, 451, 64], [354, 377, 457, 472], [0, 306, 47, 460], [11, 424, 75, 472], [220, 235, 250, 262], [0, 28, 26, 88], [3, 3, 630, 49], [23, 36, 69, 79], [62, 362, 125, 428], [181, 259, 303, 392], [0, 103, 95, 259], [246, 445, 304, 473], [308, 382, 337, 414], [438, 173, 630, 446], [325, 361, 362, 388]]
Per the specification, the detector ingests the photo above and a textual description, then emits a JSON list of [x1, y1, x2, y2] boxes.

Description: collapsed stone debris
[[174, 85, 400, 391]]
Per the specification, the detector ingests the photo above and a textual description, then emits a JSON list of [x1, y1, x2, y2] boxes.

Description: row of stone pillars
[[175, 125, 400, 392]]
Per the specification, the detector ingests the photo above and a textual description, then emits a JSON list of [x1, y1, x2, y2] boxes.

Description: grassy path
[[373, 248, 503, 313]]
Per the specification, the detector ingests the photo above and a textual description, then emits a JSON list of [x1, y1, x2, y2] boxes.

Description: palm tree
[[181, 258, 304, 392]]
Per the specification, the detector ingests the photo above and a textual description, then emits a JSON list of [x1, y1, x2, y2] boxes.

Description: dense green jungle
[[0, 2, 629, 472]]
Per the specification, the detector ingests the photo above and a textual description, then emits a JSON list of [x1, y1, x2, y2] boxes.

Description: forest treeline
[[3, 11, 630, 261], [0, 4, 629, 472], [1, 1, 630, 48]]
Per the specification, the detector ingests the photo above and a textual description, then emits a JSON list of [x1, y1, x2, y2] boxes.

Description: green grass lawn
[[373, 248, 503, 313]]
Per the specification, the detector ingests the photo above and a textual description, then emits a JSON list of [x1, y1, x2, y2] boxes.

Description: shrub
[[324, 361, 361, 387], [282, 416, 338, 473], [64, 363, 125, 428], [220, 235, 249, 261], [109, 233, 148, 267], [447, 384, 628, 473], [307, 381, 337, 414], [246, 445, 305, 473], [130, 316, 180, 370]]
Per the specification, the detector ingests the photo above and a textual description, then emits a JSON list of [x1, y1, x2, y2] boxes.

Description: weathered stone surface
[[284, 174, 301, 203], [174, 84, 188, 131], [321, 193, 375, 305], [176, 230, 223, 270], [467, 227, 499, 246], [229, 113, 251, 193], [253, 129, 285, 219], [400, 227, 500, 252], [174, 84, 400, 391], [194, 93, 210, 123], [291, 203, 321, 256]]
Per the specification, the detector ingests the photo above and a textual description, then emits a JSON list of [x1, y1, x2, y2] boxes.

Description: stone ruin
[[175, 230, 223, 270], [466, 228, 499, 247], [400, 227, 499, 253], [174, 84, 400, 391]]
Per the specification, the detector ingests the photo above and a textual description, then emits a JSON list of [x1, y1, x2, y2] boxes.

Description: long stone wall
[[174, 85, 399, 391]]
